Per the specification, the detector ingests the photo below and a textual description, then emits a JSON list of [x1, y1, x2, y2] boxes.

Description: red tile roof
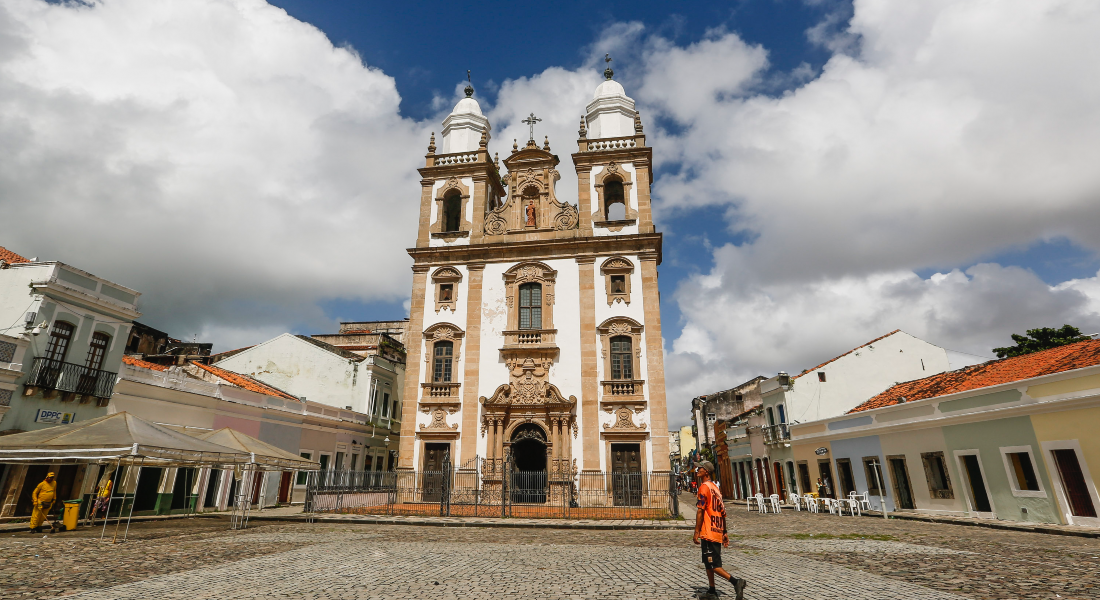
[[793, 330, 901, 379], [189, 361, 299, 401], [848, 339, 1100, 413], [0, 246, 29, 264], [122, 355, 169, 372]]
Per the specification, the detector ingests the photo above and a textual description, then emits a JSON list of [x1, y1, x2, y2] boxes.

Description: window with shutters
[[433, 341, 453, 383], [45, 321, 75, 363], [610, 336, 633, 380], [85, 332, 110, 371], [518, 283, 542, 330]]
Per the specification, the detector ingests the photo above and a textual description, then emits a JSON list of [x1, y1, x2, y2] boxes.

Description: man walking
[[29, 472, 56, 533], [693, 461, 746, 599]]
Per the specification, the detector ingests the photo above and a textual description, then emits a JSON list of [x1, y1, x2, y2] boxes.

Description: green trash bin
[[63, 500, 82, 531]]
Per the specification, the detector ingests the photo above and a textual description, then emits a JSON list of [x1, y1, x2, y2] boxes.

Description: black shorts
[[701, 539, 722, 569]]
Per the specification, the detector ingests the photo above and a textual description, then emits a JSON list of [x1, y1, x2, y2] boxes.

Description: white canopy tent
[[0, 412, 251, 539]]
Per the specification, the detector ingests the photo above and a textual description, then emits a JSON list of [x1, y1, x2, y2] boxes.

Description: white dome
[[451, 96, 483, 116], [593, 79, 627, 100]]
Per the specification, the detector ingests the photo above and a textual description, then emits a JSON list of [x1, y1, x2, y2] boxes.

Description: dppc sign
[[815, 447, 829, 456], [35, 409, 75, 425]]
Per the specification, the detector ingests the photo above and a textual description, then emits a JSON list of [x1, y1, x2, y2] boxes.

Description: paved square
[[1, 509, 1097, 599]]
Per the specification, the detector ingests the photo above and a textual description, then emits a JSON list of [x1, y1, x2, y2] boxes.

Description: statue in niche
[[525, 200, 537, 227]]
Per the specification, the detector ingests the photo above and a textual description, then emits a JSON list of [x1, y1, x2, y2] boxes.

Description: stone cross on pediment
[[522, 112, 541, 141]]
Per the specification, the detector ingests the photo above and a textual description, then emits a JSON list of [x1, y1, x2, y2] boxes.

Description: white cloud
[[0, 0, 426, 345], [628, 0, 1100, 425]]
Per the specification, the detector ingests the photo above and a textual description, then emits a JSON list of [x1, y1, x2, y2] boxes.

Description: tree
[[993, 325, 1092, 358]]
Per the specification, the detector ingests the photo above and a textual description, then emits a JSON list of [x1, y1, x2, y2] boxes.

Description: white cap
[[585, 78, 636, 139], [442, 95, 490, 153]]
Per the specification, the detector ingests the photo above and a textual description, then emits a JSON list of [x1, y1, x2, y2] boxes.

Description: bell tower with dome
[[398, 66, 671, 492]]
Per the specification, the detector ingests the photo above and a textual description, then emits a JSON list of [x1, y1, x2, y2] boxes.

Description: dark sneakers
[[732, 577, 747, 600]]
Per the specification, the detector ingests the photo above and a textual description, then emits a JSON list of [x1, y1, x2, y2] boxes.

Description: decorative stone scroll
[[604, 406, 646, 430], [420, 408, 458, 430]]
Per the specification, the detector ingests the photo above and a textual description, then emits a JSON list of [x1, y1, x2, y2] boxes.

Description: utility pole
[[871, 458, 888, 520]]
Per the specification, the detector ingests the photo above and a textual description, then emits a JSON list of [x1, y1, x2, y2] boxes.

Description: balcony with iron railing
[[26, 357, 116, 404], [762, 423, 791, 445]]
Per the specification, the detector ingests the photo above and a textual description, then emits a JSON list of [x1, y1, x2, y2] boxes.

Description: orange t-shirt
[[696, 480, 726, 542]]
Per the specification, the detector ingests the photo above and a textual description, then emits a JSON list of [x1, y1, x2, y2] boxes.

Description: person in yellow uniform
[[29, 472, 57, 533]]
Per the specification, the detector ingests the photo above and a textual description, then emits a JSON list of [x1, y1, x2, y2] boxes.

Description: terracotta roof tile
[[848, 339, 1100, 413], [793, 330, 901, 379], [0, 246, 30, 264], [189, 361, 300, 401], [122, 355, 169, 372]]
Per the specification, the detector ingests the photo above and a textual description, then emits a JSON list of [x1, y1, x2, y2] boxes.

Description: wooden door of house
[[889, 457, 915, 510], [421, 443, 449, 502], [278, 472, 292, 503], [960, 455, 992, 513], [1052, 449, 1097, 518], [611, 443, 642, 506]]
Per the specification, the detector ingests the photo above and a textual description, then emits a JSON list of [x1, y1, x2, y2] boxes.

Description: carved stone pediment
[[604, 406, 646, 430], [420, 408, 458, 430]]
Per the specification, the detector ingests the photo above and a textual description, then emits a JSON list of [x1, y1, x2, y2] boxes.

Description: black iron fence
[[305, 457, 678, 520], [27, 357, 117, 400]]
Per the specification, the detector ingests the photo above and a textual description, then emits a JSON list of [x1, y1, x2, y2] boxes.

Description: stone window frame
[[421, 323, 464, 403], [431, 267, 462, 313], [503, 262, 557, 332], [597, 317, 645, 405], [921, 451, 955, 500], [431, 177, 472, 238], [600, 256, 634, 306], [591, 161, 637, 229]]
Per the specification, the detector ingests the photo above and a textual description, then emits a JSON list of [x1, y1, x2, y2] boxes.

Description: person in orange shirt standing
[[693, 461, 746, 599]]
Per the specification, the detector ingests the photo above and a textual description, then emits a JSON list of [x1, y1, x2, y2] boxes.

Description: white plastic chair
[[823, 498, 839, 515], [746, 493, 761, 512], [755, 493, 769, 513], [788, 492, 802, 511], [850, 491, 872, 512], [803, 495, 818, 513], [768, 494, 783, 513]]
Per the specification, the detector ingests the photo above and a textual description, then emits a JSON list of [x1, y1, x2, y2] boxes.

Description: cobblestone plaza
[[1, 509, 1097, 599]]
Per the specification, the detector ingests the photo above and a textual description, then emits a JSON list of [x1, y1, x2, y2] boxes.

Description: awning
[[0, 412, 251, 466], [188, 428, 321, 471]]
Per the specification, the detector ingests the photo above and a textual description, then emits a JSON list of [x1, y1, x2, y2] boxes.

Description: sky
[[2, 0, 1100, 428]]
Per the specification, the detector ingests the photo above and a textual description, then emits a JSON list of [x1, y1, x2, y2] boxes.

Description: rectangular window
[[518, 283, 542, 330], [610, 336, 633, 380], [610, 275, 626, 294], [439, 283, 453, 302], [296, 452, 313, 485], [817, 372, 826, 382], [318, 453, 331, 471], [863, 457, 886, 495], [335, 452, 345, 471], [433, 342, 453, 382], [382, 392, 391, 417], [349, 454, 358, 471], [921, 451, 954, 499], [776, 404, 786, 424], [1006, 451, 1041, 492], [369, 386, 378, 415]]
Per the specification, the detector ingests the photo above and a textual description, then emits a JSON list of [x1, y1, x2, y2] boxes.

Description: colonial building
[[398, 67, 671, 484]]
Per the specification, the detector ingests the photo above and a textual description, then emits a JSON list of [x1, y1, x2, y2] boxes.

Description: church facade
[[397, 68, 671, 485]]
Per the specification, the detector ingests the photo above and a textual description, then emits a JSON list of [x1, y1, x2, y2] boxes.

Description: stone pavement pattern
[[0, 510, 1098, 599]]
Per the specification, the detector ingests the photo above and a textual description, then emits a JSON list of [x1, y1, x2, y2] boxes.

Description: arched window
[[604, 179, 625, 220], [45, 321, 75, 363], [433, 341, 454, 383], [85, 332, 110, 371], [518, 282, 542, 330], [443, 192, 462, 232], [610, 335, 633, 380]]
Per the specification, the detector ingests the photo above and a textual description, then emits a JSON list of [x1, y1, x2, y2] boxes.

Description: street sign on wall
[[35, 409, 75, 425], [815, 447, 828, 456]]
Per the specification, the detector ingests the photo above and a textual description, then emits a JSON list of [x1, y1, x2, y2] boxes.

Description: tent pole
[[121, 457, 144, 542], [100, 461, 122, 540]]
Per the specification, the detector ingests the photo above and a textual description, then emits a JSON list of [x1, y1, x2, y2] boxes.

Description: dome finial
[[464, 70, 474, 98], [604, 53, 614, 80]]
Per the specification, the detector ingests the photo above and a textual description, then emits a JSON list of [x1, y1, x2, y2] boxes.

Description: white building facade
[[398, 72, 672, 483]]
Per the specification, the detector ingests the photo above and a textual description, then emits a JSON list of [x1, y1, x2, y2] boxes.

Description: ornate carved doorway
[[510, 424, 548, 503]]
